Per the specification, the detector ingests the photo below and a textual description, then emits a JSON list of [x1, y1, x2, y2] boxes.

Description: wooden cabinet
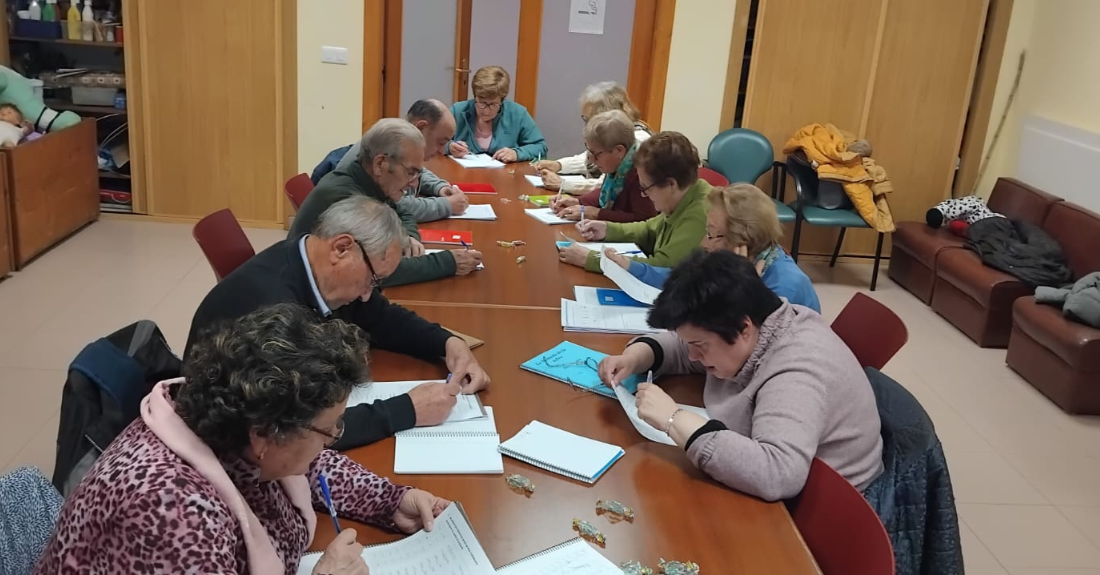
[[126, 0, 297, 227], [0, 155, 12, 279]]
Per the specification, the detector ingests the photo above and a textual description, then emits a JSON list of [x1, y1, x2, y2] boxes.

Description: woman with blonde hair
[[449, 66, 546, 163], [547, 109, 657, 223], [606, 184, 821, 312], [535, 81, 652, 193]]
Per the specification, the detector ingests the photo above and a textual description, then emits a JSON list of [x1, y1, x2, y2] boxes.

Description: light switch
[[321, 46, 349, 65]]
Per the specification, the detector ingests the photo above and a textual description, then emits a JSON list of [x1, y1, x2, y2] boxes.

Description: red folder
[[451, 182, 497, 194], [420, 229, 473, 246]]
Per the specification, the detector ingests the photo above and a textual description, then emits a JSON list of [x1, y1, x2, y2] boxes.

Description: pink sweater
[[647, 302, 883, 501]]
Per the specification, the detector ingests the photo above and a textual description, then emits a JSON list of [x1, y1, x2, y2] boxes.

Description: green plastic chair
[[707, 128, 795, 223], [785, 150, 884, 290]]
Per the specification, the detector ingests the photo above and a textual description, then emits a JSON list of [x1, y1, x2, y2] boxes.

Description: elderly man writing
[[337, 99, 469, 222], [188, 195, 491, 450], [293, 118, 483, 286]]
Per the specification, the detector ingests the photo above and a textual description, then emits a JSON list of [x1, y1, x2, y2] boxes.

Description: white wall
[[296, 0, 364, 174], [659, 0, 737, 159]]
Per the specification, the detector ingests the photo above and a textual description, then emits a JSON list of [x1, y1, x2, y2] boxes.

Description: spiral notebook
[[496, 538, 622, 574], [394, 407, 503, 474], [498, 421, 624, 484]]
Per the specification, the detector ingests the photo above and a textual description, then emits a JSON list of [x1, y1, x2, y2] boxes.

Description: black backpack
[[52, 320, 181, 496]]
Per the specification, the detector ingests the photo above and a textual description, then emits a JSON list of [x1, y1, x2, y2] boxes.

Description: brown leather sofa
[[1006, 202, 1100, 414], [927, 180, 1063, 347], [889, 178, 1061, 305]]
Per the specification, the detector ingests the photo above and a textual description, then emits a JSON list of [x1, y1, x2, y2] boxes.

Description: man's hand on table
[[444, 336, 490, 393]]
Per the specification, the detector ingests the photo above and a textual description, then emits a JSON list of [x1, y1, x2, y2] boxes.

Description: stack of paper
[[554, 241, 644, 255], [498, 420, 624, 483], [451, 154, 506, 169], [520, 341, 639, 398], [525, 208, 575, 225], [573, 286, 648, 308], [448, 204, 498, 220], [524, 174, 587, 188], [424, 249, 485, 270], [600, 253, 662, 305], [560, 298, 658, 335]]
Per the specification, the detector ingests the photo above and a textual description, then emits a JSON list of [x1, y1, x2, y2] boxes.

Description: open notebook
[[296, 503, 495, 575], [346, 381, 487, 424], [394, 407, 503, 474], [524, 208, 574, 225], [498, 421, 624, 484], [523, 174, 586, 188], [496, 538, 622, 574], [451, 153, 506, 169], [448, 204, 498, 220]]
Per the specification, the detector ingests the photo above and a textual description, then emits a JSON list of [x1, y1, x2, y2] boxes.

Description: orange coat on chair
[[782, 123, 895, 233]]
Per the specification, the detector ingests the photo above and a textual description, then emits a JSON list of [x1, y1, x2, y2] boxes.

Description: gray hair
[[580, 81, 642, 122], [311, 195, 407, 257], [583, 110, 635, 151], [355, 118, 425, 165]]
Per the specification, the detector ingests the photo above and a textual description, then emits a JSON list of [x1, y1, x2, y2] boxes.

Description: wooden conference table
[[310, 159, 820, 573]]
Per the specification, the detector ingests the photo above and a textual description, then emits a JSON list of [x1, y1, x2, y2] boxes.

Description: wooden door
[[742, 0, 988, 257], [0, 155, 12, 278], [132, 0, 297, 226]]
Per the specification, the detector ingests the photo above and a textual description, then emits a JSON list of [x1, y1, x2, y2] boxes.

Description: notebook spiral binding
[[496, 446, 592, 484], [496, 538, 586, 571], [397, 431, 499, 439]]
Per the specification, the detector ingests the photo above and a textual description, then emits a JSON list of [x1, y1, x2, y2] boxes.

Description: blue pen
[[460, 239, 470, 251], [318, 473, 341, 534], [617, 250, 643, 255], [581, 205, 585, 222], [647, 370, 653, 385]]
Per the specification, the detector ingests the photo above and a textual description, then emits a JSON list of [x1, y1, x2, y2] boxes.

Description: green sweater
[[288, 162, 457, 286], [584, 179, 711, 272]]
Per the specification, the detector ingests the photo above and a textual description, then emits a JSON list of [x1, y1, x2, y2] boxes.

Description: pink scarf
[[141, 379, 317, 574]]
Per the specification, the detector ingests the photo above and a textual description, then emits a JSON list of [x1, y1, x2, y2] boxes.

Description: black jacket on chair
[[862, 367, 963, 575], [186, 236, 455, 450]]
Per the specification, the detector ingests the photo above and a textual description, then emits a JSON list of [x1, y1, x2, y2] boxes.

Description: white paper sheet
[[524, 174, 587, 188], [448, 204, 498, 220], [346, 380, 486, 424], [525, 208, 575, 225], [600, 251, 662, 305], [296, 504, 495, 575], [568, 242, 644, 255], [560, 298, 658, 335], [424, 249, 485, 271], [450, 153, 506, 169], [568, 0, 606, 35], [614, 385, 708, 445], [394, 408, 502, 474], [497, 538, 621, 574]]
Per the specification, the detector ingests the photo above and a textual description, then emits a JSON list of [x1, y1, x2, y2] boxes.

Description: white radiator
[[1016, 114, 1100, 212]]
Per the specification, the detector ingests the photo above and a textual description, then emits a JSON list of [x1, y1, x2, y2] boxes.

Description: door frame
[[364, 0, 675, 129]]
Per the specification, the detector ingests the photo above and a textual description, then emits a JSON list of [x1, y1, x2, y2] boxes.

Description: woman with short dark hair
[[37, 304, 449, 575], [598, 251, 883, 501]]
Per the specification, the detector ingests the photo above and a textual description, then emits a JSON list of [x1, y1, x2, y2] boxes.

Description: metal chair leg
[[830, 228, 847, 267], [870, 232, 884, 291], [791, 212, 803, 263]]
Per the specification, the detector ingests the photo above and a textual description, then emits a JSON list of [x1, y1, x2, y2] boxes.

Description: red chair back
[[831, 292, 908, 370], [699, 166, 730, 188], [789, 458, 895, 575], [193, 209, 255, 282], [285, 173, 314, 210]]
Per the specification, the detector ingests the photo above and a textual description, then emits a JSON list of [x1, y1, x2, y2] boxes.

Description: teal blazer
[[450, 99, 548, 161]]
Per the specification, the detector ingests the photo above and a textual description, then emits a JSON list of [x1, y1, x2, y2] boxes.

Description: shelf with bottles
[[10, 0, 124, 45]]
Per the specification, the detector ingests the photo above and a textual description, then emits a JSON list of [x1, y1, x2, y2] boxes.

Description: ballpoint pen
[[617, 250, 643, 255], [318, 473, 341, 534], [460, 239, 470, 251], [580, 206, 585, 223]]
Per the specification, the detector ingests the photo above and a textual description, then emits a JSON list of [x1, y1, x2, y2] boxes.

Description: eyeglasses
[[474, 100, 502, 111], [386, 155, 423, 183], [638, 179, 661, 198], [706, 231, 726, 240], [304, 418, 345, 448], [584, 143, 609, 160], [355, 240, 385, 293]]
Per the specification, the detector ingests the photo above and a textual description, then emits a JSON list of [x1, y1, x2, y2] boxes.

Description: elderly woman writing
[[558, 131, 710, 272], [449, 65, 546, 163], [598, 251, 883, 501], [547, 110, 657, 223], [535, 81, 652, 193], [605, 183, 821, 312], [36, 304, 449, 574]]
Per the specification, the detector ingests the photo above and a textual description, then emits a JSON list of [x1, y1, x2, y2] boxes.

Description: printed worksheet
[[346, 380, 486, 424]]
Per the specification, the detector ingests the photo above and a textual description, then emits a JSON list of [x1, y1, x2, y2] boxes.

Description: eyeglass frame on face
[[354, 240, 385, 293], [584, 142, 612, 161], [474, 99, 502, 111], [304, 418, 345, 448], [638, 177, 665, 198], [384, 155, 423, 183]]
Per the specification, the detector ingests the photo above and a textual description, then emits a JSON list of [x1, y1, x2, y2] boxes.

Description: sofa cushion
[[1042, 202, 1100, 280], [987, 178, 1062, 225], [936, 248, 1030, 308], [1013, 296, 1100, 371], [892, 221, 965, 268]]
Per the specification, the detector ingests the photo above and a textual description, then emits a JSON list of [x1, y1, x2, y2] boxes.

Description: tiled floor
[[3, 219, 1100, 573]]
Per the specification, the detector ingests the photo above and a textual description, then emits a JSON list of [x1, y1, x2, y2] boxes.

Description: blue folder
[[520, 341, 640, 398], [594, 288, 648, 308]]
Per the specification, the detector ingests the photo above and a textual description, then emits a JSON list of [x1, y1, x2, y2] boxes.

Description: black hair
[[176, 303, 369, 455], [648, 250, 782, 343], [405, 99, 445, 125]]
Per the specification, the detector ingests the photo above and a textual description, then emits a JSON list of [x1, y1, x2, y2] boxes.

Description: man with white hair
[[337, 99, 469, 222], [188, 195, 490, 450], [292, 118, 483, 285]]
